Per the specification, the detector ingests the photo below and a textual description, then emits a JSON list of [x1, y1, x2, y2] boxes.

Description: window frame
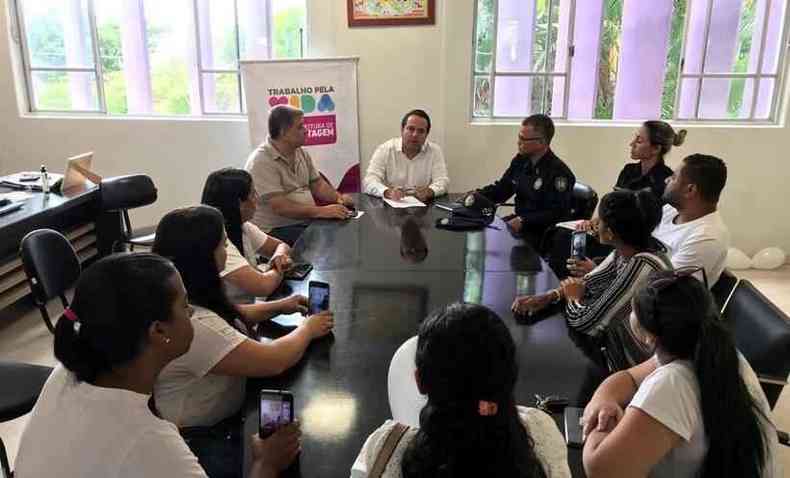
[[671, 0, 790, 122], [192, 0, 248, 116], [10, 0, 306, 117], [471, 0, 790, 125], [471, 0, 577, 121]]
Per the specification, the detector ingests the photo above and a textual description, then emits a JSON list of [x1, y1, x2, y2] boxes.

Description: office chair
[[99, 175, 157, 251], [0, 436, 9, 478], [536, 181, 599, 266], [710, 268, 738, 313], [20, 229, 81, 333], [722, 279, 790, 445], [0, 360, 53, 477], [569, 182, 598, 220], [337, 164, 360, 194]]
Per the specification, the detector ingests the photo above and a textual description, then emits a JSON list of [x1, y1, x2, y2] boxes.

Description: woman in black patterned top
[[514, 189, 672, 371]]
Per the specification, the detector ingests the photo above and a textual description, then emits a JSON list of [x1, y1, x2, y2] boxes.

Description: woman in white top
[[14, 253, 299, 478], [582, 270, 780, 478], [351, 303, 571, 478], [152, 206, 333, 478], [202, 168, 293, 300]]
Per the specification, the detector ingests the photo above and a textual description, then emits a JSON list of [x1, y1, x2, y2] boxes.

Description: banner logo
[[267, 86, 337, 145], [302, 115, 337, 146]]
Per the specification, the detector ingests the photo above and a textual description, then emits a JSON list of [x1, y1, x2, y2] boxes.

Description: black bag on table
[[435, 192, 497, 231]]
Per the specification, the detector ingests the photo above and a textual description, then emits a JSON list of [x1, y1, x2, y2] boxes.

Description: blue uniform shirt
[[478, 149, 576, 235]]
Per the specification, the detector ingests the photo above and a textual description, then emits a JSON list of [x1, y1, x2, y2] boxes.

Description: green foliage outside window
[[473, 0, 762, 120], [27, 4, 304, 115]]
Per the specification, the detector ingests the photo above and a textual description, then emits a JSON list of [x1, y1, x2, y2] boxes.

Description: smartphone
[[564, 406, 585, 447], [571, 230, 587, 259], [308, 281, 330, 315], [284, 262, 313, 281], [259, 390, 294, 439]]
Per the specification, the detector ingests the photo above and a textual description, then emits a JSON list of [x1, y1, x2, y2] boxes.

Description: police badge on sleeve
[[554, 176, 568, 192]]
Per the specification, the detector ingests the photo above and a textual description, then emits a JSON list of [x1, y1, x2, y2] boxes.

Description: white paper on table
[[0, 191, 34, 201], [383, 196, 426, 208], [2, 172, 64, 187], [351, 210, 365, 219]]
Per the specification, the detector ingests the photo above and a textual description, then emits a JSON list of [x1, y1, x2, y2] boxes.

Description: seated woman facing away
[[513, 189, 671, 371], [351, 302, 571, 478], [582, 271, 780, 478], [152, 206, 333, 478], [201, 168, 292, 302], [14, 253, 299, 478]]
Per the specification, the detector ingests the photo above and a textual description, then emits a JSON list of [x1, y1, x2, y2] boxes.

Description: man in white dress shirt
[[363, 109, 449, 203]]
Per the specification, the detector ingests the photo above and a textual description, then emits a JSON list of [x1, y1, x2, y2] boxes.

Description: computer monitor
[[62, 152, 100, 191]]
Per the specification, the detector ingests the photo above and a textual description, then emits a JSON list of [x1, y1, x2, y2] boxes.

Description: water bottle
[[40, 165, 49, 194]]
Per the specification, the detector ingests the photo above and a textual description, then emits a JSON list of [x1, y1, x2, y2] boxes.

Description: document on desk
[[0, 192, 34, 202], [1, 172, 64, 190], [383, 196, 426, 208]]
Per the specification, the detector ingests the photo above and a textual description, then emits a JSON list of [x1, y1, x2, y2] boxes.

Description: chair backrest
[[20, 229, 81, 302], [711, 268, 738, 313], [569, 182, 598, 220], [722, 279, 790, 408], [337, 164, 360, 194], [387, 336, 425, 428], [100, 174, 157, 212], [0, 436, 10, 478]]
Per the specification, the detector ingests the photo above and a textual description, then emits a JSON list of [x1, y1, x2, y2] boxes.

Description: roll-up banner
[[241, 57, 361, 191]]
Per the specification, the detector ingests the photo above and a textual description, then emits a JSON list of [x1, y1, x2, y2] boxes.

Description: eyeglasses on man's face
[[518, 135, 543, 143]]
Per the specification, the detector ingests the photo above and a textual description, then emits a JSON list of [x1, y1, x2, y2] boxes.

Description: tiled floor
[[1, 266, 789, 472]]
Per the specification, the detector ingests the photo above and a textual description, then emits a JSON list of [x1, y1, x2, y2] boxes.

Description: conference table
[[243, 194, 608, 477]]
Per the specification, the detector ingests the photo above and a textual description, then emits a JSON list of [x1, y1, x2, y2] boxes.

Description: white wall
[[1, 0, 788, 256]]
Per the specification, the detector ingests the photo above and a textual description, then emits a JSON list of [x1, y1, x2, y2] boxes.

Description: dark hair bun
[[673, 129, 688, 146]]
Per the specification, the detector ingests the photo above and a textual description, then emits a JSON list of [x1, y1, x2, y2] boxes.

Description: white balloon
[[387, 336, 426, 427], [726, 247, 752, 270], [752, 247, 787, 270]]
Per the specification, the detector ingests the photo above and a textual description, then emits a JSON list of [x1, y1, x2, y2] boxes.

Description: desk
[[0, 184, 121, 309], [243, 195, 606, 477]]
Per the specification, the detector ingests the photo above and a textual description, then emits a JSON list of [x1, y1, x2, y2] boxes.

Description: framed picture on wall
[[347, 0, 435, 27]]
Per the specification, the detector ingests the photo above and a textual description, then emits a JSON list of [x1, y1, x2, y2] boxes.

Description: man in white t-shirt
[[363, 109, 449, 203], [653, 154, 730, 286]]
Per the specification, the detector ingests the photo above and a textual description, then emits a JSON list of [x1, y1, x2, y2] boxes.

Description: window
[[472, 0, 789, 122], [12, 0, 306, 116]]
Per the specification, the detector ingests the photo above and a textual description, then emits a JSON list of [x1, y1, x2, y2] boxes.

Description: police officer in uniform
[[477, 114, 575, 245]]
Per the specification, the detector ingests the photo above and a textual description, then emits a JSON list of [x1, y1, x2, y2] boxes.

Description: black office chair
[[536, 181, 599, 263], [711, 269, 738, 313], [100, 175, 157, 251], [721, 279, 790, 445], [569, 182, 598, 220], [0, 436, 10, 478], [0, 360, 53, 477], [20, 229, 81, 333]]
